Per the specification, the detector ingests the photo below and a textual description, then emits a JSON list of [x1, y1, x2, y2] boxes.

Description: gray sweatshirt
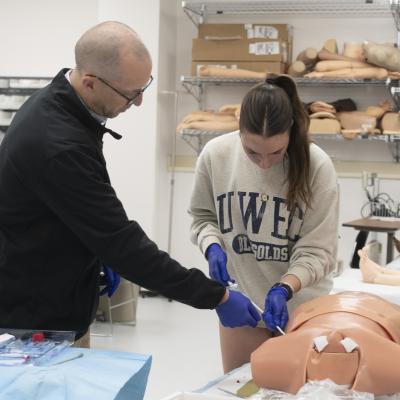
[[189, 131, 339, 315]]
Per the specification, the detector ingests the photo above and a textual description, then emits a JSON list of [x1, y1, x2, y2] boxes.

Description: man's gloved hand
[[206, 243, 233, 285], [99, 266, 121, 297], [216, 290, 261, 328], [262, 285, 289, 331]]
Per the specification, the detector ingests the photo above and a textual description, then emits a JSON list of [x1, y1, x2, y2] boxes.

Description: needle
[[276, 326, 286, 335], [227, 281, 263, 313], [227, 281, 287, 335], [50, 352, 83, 366]]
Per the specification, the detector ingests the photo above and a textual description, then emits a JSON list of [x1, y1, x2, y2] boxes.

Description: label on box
[[254, 25, 279, 39], [249, 42, 280, 56], [246, 28, 254, 39]]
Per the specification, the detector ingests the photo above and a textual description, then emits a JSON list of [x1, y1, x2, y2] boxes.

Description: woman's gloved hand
[[99, 266, 121, 297], [262, 285, 290, 332], [206, 243, 233, 285], [216, 290, 261, 328]]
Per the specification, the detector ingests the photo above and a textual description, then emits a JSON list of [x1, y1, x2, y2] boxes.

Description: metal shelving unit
[[179, 0, 400, 161], [0, 76, 51, 134], [181, 75, 391, 102]]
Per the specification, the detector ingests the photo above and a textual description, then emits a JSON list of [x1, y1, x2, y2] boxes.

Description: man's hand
[[216, 290, 261, 328], [262, 286, 289, 332], [99, 266, 121, 297], [206, 243, 233, 285]]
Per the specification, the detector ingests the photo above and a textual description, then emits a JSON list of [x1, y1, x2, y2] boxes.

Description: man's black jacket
[[0, 69, 225, 335]]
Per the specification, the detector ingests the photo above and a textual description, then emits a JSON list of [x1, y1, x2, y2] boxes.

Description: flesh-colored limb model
[[358, 246, 400, 285], [177, 119, 239, 133], [305, 67, 388, 80], [199, 65, 267, 79], [177, 107, 240, 133], [251, 291, 400, 395], [218, 104, 241, 120]]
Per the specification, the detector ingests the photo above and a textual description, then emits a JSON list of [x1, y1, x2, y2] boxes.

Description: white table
[[331, 266, 400, 305]]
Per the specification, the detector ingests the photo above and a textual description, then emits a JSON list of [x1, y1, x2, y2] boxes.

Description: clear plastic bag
[[252, 379, 374, 400]]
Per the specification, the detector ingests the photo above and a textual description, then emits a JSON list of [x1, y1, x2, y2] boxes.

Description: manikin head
[[71, 21, 153, 118]]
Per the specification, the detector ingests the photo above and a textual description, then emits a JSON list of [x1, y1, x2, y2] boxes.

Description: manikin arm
[[358, 246, 400, 285]]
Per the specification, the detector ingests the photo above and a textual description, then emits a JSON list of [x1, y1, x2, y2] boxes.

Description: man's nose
[[132, 93, 143, 107]]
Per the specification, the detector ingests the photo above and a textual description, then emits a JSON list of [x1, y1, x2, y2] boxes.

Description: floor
[[90, 295, 223, 400]]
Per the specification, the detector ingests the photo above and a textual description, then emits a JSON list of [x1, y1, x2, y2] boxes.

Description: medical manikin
[[359, 245, 400, 285], [251, 291, 400, 395]]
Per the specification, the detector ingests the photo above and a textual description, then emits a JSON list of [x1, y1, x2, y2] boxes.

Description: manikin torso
[[251, 291, 400, 395]]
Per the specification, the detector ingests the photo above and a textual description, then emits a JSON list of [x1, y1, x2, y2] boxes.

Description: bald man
[[0, 21, 259, 346]]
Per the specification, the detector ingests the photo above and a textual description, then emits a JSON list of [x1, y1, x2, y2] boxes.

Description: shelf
[[182, 76, 263, 85], [0, 88, 39, 95], [181, 75, 393, 101], [0, 77, 51, 95], [182, 75, 390, 86], [180, 129, 400, 156], [311, 134, 391, 141], [182, 0, 394, 25]]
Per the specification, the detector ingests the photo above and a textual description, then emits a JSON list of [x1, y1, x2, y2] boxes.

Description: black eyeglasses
[[87, 74, 153, 105]]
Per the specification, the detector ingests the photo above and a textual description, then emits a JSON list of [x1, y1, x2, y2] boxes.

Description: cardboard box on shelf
[[191, 61, 286, 76], [198, 23, 292, 42], [192, 38, 288, 62]]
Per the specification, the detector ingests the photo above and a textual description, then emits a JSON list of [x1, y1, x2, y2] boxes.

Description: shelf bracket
[[182, 1, 205, 26], [386, 77, 400, 111], [181, 80, 204, 105], [389, 138, 400, 163], [391, 0, 400, 42], [180, 133, 204, 155]]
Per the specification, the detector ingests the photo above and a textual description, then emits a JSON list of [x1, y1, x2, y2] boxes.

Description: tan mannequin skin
[[251, 291, 400, 395], [358, 245, 400, 285]]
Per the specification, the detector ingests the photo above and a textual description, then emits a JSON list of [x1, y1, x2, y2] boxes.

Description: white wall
[[0, 0, 162, 238], [152, 1, 180, 250], [99, 0, 161, 237], [0, 0, 98, 76]]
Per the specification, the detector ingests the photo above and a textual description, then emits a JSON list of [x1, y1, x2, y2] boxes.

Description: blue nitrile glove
[[262, 286, 289, 331], [216, 290, 261, 328], [206, 243, 233, 285], [99, 266, 121, 297]]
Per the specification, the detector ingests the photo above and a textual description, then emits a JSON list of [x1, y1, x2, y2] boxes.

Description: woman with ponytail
[[189, 74, 339, 373]]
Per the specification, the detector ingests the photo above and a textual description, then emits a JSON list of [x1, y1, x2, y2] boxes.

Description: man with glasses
[[0, 21, 259, 348]]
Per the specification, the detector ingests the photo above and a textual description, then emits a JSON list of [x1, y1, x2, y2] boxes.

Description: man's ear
[[81, 75, 95, 90]]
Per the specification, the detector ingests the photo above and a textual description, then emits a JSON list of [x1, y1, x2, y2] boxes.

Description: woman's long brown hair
[[239, 74, 311, 212]]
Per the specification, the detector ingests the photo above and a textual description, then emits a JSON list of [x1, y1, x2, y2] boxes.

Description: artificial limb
[[358, 245, 400, 285]]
